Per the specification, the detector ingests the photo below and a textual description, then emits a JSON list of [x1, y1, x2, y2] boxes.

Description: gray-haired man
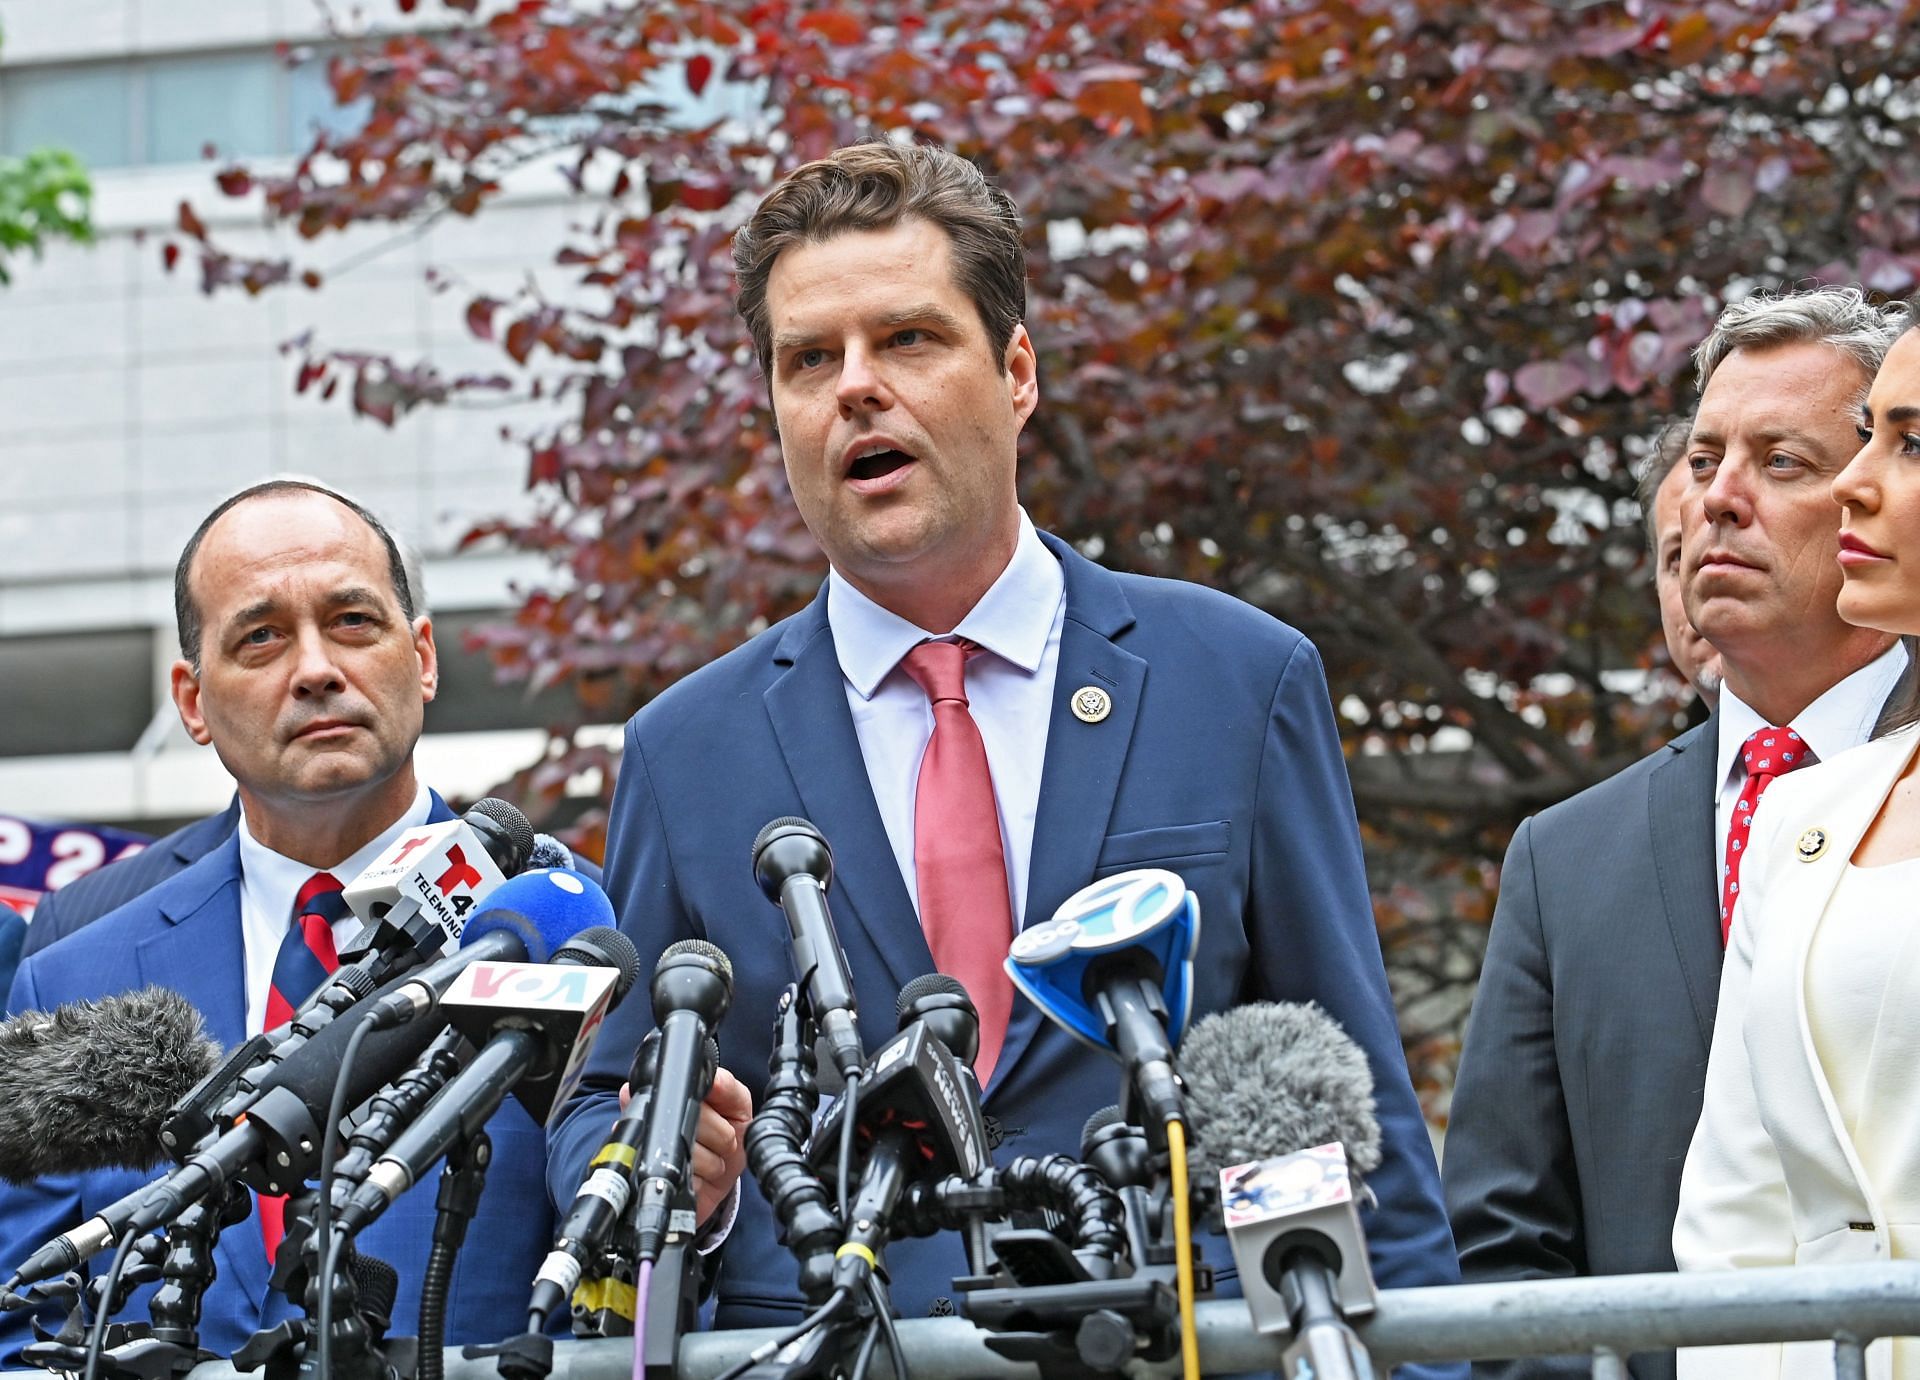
[[1445, 286, 1910, 1380]]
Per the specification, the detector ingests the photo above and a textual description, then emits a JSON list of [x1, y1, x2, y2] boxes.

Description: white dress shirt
[[827, 509, 1066, 930], [236, 781, 432, 1036], [1714, 642, 1909, 865]]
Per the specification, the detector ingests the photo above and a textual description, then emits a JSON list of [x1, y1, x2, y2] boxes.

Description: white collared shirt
[[236, 781, 432, 1036], [827, 509, 1067, 930], [1714, 642, 1910, 863]]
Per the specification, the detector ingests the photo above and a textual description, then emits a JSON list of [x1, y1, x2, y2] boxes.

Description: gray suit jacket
[[1444, 721, 1719, 1380]]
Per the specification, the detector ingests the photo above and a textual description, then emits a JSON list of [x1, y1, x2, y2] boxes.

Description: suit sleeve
[[0, 957, 91, 1363], [1670, 892, 1788, 1380], [1442, 817, 1592, 1380], [1250, 637, 1466, 1380], [546, 719, 700, 1211]]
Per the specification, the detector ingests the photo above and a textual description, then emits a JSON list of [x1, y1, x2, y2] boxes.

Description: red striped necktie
[[265, 872, 345, 1031], [260, 871, 345, 1261], [901, 638, 1015, 1084]]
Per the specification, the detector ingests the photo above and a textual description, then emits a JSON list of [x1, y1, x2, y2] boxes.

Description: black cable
[[82, 1228, 140, 1380], [317, 1224, 347, 1380], [865, 1274, 905, 1380], [311, 1015, 373, 1380], [837, 1071, 861, 1223], [711, 1285, 852, 1380], [316, 1016, 375, 1279], [848, 1317, 881, 1380]]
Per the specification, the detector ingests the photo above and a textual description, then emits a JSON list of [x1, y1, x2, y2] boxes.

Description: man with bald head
[[0, 481, 562, 1360]]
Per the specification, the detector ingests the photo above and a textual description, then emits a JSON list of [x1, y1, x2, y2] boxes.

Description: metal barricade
[[28, 1262, 1920, 1379]]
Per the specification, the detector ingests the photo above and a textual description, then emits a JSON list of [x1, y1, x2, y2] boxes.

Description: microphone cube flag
[[1004, 867, 1199, 1051], [1219, 1142, 1379, 1334], [440, 960, 619, 1125], [344, 818, 508, 943]]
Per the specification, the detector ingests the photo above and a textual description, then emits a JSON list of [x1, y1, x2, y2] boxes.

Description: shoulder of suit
[[623, 608, 813, 740], [1522, 720, 1710, 835], [1750, 722, 1919, 854]]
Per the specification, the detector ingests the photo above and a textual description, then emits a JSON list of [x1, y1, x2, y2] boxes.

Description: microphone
[[337, 798, 536, 967], [1181, 1002, 1382, 1378], [751, 818, 864, 1081], [338, 926, 641, 1235], [0, 989, 221, 1183], [10, 879, 625, 1284], [1006, 868, 1200, 1127], [814, 977, 990, 1295], [528, 834, 574, 870], [361, 868, 616, 1030], [630, 939, 733, 1264], [526, 1029, 672, 1329]]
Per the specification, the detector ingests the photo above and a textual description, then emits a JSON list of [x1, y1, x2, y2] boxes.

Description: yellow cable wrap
[[570, 1276, 636, 1321], [1167, 1117, 1203, 1380]]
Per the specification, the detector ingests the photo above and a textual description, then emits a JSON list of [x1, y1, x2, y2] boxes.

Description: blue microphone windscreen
[[459, 867, 617, 963]]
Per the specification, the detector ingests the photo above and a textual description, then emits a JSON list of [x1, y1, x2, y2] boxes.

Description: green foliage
[[170, 0, 1920, 1106], [0, 36, 95, 287]]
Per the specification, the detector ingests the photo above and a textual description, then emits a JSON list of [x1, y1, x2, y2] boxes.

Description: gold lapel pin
[[1070, 686, 1112, 724], [1795, 827, 1829, 863]]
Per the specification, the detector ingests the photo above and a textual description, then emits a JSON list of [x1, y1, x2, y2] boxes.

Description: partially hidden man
[[546, 139, 1464, 1378]]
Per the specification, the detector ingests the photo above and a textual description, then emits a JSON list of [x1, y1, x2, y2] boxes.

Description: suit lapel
[[989, 537, 1144, 1096], [763, 598, 931, 996], [137, 837, 269, 1305], [1647, 721, 1723, 1050]]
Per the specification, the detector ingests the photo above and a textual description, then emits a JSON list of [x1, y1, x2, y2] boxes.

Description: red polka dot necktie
[[1721, 727, 1812, 944], [260, 871, 345, 1261], [901, 639, 1015, 1084]]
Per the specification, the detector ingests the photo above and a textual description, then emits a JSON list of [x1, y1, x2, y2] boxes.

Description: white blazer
[[1674, 724, 1920, 1380]]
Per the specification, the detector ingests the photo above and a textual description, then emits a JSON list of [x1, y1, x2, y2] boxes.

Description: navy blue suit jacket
[[20, 802, 240, 960], [549, 533, 1461, 1374], [0, 793, 559, 1363]]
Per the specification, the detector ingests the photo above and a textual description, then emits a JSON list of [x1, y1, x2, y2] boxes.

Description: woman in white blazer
[[1673, 319, 1920, 1380]]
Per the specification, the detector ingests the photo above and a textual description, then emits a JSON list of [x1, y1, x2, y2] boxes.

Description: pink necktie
[[901, 639, 1015, 1082], [1720, 726, 1811, 944]]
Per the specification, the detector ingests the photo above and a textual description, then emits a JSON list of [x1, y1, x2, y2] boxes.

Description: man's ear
[[170, 659, 214, 746], [413, 616, 439, 704], [1005, 323, 1039, 429]]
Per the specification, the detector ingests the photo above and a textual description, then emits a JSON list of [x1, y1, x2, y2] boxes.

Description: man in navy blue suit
[[547, 140, 1463, 1375], [0, 480, 559, 1361]]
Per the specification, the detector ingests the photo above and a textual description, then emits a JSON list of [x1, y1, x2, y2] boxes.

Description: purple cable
[[631, 1258, 653, 1380]]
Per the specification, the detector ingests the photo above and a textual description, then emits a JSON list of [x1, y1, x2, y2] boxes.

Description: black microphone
[[338, 927, 640, 1235], [631, 939, 733, 1264], [11, 889, 624, 1288], [1181, 1002, 1382, 1379], [819, 977, 990, 1296], [0, 988, 221, 1184], [751, 818, 864, 1081], [528, 834, 575, 870], [527, 1029, 672, 1328]]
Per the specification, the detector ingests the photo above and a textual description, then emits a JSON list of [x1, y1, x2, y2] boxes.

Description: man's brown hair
[[733, 140, 1027, 375]]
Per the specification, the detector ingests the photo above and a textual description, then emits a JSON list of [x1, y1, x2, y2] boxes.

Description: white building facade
[[0, 1, 631, 854]]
